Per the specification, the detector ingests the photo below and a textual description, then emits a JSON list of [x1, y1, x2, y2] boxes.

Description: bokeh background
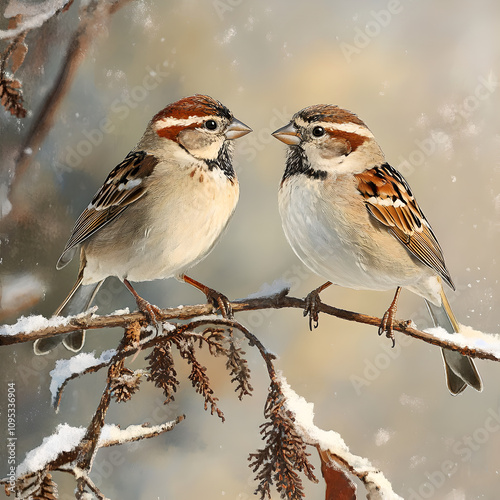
[[1, 0, 500, 498]]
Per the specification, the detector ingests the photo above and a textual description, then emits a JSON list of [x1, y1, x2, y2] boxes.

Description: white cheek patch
[[201, 139, 223, 160]]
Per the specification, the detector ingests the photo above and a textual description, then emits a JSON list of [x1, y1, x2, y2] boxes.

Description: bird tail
[[425, 287, 482, 395], [34, 272, 103, 355]]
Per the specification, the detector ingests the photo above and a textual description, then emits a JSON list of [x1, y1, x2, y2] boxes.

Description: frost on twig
[[0, 31, 28, 118], [2, 0, 135, 202], [0, 0, 74, 40], [0, 0, 75, 117]]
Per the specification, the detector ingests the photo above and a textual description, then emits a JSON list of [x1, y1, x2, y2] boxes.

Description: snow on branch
[[16, 423, 86, 477], [2, 286, 500, 363], [1, 284, 498, 498], [279, 375, 403, 500], [49, 349, 117, 408], [16, 419, 185, 478], [0, 0, 73, 40]]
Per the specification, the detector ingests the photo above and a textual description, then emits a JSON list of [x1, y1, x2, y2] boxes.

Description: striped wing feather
[[355, 164, 454, 289], [57, 151, 158, 269]]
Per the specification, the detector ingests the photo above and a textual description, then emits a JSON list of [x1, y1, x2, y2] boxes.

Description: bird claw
[[135, 296, 163, 333], [205, 288, 233, 319], [378, 309, 396, 348], [304, 290, 321, 330]]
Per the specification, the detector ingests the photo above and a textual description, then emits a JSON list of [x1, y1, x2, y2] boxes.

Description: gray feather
[[425, 299, 482, 394]]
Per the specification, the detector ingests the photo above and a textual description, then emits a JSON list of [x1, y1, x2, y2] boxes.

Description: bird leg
[[182, 274, 233, 319], [379, 287, 402, 347], [124, 279, 162, 329], [303, 281, 332, 330]]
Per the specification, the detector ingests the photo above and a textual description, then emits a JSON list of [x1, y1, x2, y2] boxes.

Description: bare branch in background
[[0, 0, 134, 198]]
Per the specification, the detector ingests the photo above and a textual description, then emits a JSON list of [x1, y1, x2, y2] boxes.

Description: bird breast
[[82, 162, 239, 283], [278, 173, 429, 292]]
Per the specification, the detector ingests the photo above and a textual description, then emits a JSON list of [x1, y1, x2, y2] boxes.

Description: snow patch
[[280, 375, 354, 457], [17, 420, 181, 477], [161, 321, 177, 332], [424, 324, 500, 359], [2, 0, 70, 39], [100, 421, 173, 443], [0, 308, 99, 337], [17, 423, 85, 475], [111, 307, 130, 315], [0, 184, 12, 218], [49, 350, 116, 406], [0, 314, 71, 336]]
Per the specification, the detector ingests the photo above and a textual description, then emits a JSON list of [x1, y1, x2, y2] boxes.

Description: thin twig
[[98, 416, 185, 447], [7, 0, 134, 197]]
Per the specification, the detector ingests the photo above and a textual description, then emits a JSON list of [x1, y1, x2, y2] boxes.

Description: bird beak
[[225, 118, 252, 140], [272, 122, 301, 145]]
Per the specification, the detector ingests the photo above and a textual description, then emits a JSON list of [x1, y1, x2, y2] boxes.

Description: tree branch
[[4, 289, 483, 499], [1, 288, 499, 363]]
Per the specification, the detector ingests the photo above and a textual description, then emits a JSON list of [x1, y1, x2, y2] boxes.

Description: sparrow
[[272, 104, 482, 395], [34, 94, 251, 355]]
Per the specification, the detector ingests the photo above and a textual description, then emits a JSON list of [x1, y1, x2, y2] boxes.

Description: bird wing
[[57, 151, 158, 269], [355, 163, 454, 289]]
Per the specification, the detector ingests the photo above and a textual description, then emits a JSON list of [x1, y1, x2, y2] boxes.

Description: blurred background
[[1, 0, 500, 498]]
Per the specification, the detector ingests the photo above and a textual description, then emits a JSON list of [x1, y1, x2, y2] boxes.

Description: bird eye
[[312, 126, 325, 137], [205, 120, 218, 131]]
